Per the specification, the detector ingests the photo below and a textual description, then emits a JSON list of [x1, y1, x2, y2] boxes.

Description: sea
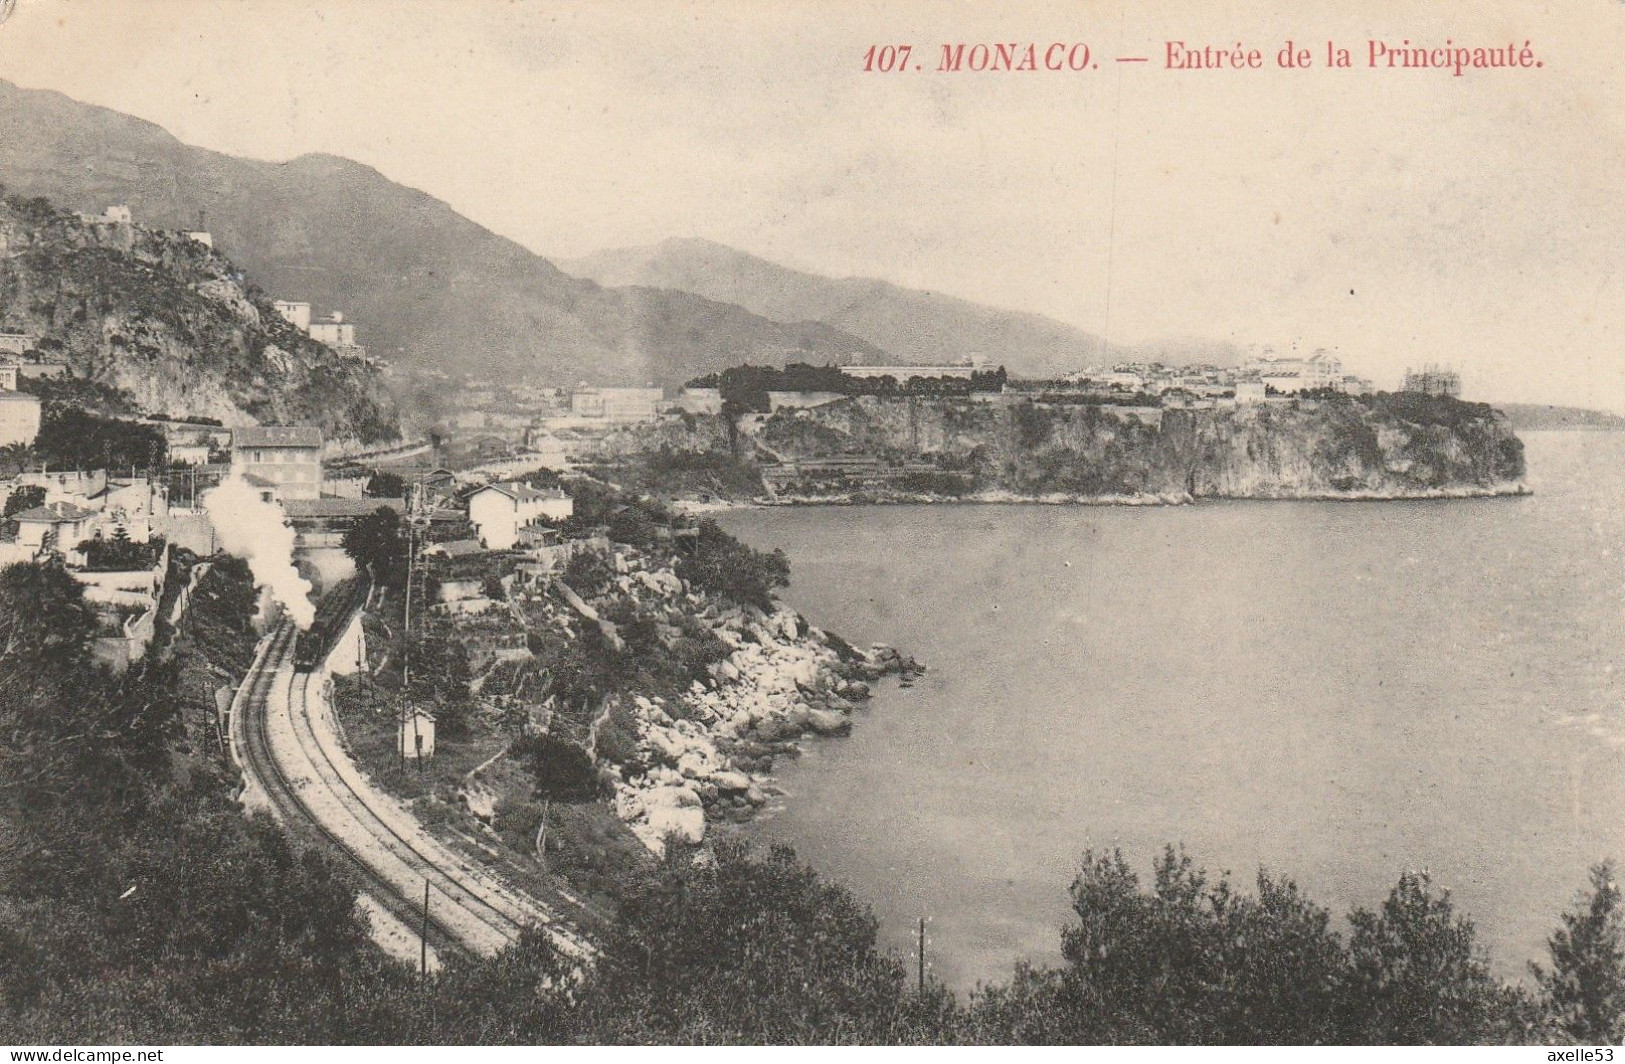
[[717, 430, 1625, 994]]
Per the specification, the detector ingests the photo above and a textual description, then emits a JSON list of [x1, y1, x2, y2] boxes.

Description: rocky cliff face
[[0, 193, 398, 442], [1163, 398, 1526, 497], [738, 392, 1527, 501]]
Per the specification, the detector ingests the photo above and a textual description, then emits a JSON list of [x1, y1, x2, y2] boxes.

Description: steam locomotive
[[293, 576, 369, 672]]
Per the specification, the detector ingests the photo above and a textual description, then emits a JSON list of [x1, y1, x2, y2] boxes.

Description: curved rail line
[[283, 668, 538, 951], [235, 624, 467, 957], [235, 621, 592, 963]]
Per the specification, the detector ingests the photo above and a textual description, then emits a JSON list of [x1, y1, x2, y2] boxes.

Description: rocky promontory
[[591, 391, 1527, 505]]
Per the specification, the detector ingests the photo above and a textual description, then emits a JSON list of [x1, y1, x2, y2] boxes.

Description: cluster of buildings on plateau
[[1401, 364, 1463, 399], [1062, 348, 1375, 403]]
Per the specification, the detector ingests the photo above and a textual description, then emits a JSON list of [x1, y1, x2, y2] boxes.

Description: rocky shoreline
[[678, 481, 1532, 512], [607, 601, 920, 853]]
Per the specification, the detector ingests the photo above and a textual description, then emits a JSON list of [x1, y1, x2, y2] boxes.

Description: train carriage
[[293, 576, 369, 672]]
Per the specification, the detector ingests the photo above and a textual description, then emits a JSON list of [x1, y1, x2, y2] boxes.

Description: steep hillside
[[0, 81, 881, 386], [564, 237, 1243, 377], [0, 191, 398, 441]]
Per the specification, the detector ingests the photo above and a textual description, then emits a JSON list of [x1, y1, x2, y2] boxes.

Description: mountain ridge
[[0, 80, 882, 387], [562, 236, 1244, 377]]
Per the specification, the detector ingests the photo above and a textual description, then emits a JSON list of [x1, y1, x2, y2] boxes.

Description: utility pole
[[420, 879, 430, 978], [918, 916, 926, 995], [404, 480, 425, 776], [400, 486, 417, 775]]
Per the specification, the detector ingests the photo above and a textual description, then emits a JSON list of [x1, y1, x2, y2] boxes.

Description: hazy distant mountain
[[1496, 403, 1625, 431], [0, 81, 881, 387], [563, 237, 1242, 378]]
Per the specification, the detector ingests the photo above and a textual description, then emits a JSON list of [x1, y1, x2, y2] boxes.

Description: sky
[[0, 0, 1620, 407]]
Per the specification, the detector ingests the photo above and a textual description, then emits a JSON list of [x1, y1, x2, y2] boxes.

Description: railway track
[[233, 621, 592, 964], [282, 669, 544, 953], [233, 624, 475, 961]]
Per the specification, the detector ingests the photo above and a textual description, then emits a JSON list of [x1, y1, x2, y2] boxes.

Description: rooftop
[[234, 425, 323, 449], [14, 501, 97, 523], [426, 539, 483, 558], [284, 498, 404, 520], [472, 480, 568, 503]]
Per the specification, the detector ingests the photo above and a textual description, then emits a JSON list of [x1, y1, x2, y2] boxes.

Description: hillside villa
[[468, 481, 574, 550]]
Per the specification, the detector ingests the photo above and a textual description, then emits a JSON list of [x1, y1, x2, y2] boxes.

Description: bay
[[718, 431, 1625, 993]]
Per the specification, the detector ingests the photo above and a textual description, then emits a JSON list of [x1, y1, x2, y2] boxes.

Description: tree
[[512, 731, 599, 802], [32, 407, 166, 472], [364, 471, 405, 498], [3, 484, 45, 519], [0, 559, 98, 667], [673, 519, 789, 611], [582, 841, 938, 1043], [407, 632, 474, 735], [1536, 862, 1625, 1043], [341, 507, 406, 586], [0, 443, 32, 479], [1343, 871, 1518, 1044], [1048, 847, 1348, 1044]]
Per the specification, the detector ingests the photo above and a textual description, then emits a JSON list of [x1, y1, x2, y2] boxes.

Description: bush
[[673, 519, 789, 611], [563, 548, 616, 598], [513, 731, 600, 802], [581, 840, 944, 1043]]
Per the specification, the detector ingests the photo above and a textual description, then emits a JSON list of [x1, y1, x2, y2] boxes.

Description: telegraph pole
[[420, 879, 430, 978], [400, 485, 417, 775], [917, 917, 926, 995], [404, 480, 425, 776]]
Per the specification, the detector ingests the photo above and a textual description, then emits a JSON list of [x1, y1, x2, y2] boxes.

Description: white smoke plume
[[202, 475, 316, 629]]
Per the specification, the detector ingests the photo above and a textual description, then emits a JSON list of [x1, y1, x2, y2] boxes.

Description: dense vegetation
[[31, 405, 167, 473]]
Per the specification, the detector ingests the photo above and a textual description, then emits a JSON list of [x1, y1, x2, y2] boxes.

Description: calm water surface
[[718, 431, 1625, 993]]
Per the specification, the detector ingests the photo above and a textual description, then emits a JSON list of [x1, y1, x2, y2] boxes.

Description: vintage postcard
[[0, 0, 1620, 1050]]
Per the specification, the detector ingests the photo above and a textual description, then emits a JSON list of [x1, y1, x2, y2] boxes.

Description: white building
[[307, 313, 357, 348], [1234, 380, 1267, 404], [570, 387, 664, 423], [0, 393, 41, 446], [0, 333, 36, 356], [1244, 351, 1343, 393], [467, 481, 574, 550], [0, 364, 17, 391], [674, 387, 724, 415], [232, 425, 324, 501], [17, 469, 107, 506], [13, 501, 97, 553], [273, 301, 312, 331]]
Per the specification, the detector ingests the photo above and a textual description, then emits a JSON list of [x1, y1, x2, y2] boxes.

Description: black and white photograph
[[0, 0, 1621, 1049]]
